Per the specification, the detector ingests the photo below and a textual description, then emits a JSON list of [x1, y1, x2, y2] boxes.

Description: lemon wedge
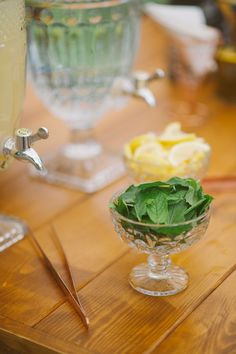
[[128, 133, 156, 155], [124, 143, 133, 159], [158, 122, 196, 146], [134, 141, 167, 164], [169, 141, 210, 167]]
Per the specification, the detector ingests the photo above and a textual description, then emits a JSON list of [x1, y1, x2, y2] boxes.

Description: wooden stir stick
[[28, 229, 89, 329], [50, 225, 88, 320]]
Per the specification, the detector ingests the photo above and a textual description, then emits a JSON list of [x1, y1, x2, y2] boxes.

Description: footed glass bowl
[[110, 192, 211, 296], [124, 151, 210, 184]]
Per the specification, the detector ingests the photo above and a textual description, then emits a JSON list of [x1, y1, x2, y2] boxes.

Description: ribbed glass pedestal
[[31, 129, 125, 193], [0, 215, 27, 252], [33, 149, 125, 193], [129, 255, 189, 297]]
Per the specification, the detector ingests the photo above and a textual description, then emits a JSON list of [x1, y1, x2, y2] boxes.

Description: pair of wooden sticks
[[28, 226, 89, 329]]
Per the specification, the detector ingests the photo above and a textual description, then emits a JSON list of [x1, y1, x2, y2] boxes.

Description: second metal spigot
[[3, 127, 49, 172], [122, 68, 165, 107]]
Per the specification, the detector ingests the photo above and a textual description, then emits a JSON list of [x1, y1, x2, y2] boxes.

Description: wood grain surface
[[0, 16, 235, 354], [153, 270, 236, 354]]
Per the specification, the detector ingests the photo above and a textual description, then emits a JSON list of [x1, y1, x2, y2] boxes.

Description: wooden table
[[0, 16, 236, 354]]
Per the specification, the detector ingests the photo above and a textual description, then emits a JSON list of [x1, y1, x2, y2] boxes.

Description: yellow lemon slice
[[124, 143, 133, 159], [134, 142, 167, 164], [158, 122, 196, 147], [128, 133, 156, 155], [169, 141, 211, 167]]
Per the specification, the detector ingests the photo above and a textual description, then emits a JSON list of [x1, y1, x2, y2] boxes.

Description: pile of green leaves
[[110, 177, 213, 238]]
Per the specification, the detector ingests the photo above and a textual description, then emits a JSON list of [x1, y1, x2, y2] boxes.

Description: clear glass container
[[26, 0, 141, 193], [110, 191, 211, 296], [0, 0, 26, 171], [0, 0, 27, 251], [0, 0, 48, 252]]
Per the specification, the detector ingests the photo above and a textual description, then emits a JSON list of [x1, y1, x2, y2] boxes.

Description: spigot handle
[[15, 127, 49, 150], [120, 68, 164, 107], [147, 69, 165, 82], [30, 127, 49, 144], [133, 68, 165, 89]]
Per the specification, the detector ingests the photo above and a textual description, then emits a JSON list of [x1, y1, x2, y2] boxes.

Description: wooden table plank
[[0, 173, 86, 230], [152, 270, 236, 354]]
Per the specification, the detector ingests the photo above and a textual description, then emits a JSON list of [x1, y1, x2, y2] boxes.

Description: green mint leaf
[[167, 189, 187, 204], [168, 176, 190, 187], [134, 197, 148, 221], [185, 186, 195, 205], [134, 187, 160, 221], [120, 185, 137, 205], [168, 200, 187, 224], [184, 199, 206, 218], [115, 197, 129, 217], [197, 194, 213, 215], [137, 181, 172, 191], [146, 192, 168, 224]]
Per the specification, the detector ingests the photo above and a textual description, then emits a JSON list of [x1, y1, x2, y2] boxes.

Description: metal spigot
[[3, 127, 49, 172], [122, 68, 165, 107]]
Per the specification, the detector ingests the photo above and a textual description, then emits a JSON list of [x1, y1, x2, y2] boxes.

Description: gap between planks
[[0, 315, 95, 354]]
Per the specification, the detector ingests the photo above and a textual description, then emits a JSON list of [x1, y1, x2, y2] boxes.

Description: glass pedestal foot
[[31, 149, 125, 193], [129, 262, 189, 297], [0, 215, 27, 252]]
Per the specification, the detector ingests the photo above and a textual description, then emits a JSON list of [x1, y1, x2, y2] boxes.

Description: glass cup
[[166, 31, 219, 127], [110, 191, 211, 296], [26, 0, 141, 193], [145, 3, 219, 127]]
